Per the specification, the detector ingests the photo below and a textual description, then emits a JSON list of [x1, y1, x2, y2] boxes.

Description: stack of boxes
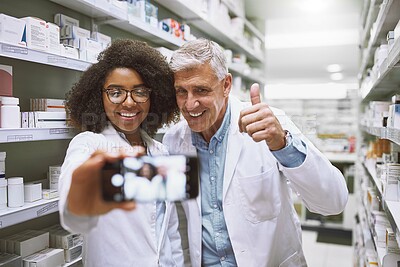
[[20, 98, 69, 129], [0, 226, 83, 266], [0, 12, 110, 62], [55, 13, 110, 62]]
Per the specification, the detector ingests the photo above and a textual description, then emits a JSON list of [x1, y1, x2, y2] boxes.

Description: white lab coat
[[162, 96, 348, 267], [59, 124, 184, 267]]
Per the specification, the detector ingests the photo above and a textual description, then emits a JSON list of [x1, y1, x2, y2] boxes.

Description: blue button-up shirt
[[191, 101, 307, 266]]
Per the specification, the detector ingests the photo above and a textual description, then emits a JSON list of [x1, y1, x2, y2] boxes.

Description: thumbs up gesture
[[238, 83, 286, 151]]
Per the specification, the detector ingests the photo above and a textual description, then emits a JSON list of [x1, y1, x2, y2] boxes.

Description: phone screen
[[101, 155, 198, 202]]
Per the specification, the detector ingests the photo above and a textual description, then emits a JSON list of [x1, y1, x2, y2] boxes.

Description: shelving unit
[[361, 159, 400, 266], [358, 0, 400, 79], [228, 62, 265, 85], [154, 0, 265, 63], [0, 198, 59, 229], [50, 0, 185, 49], [357, 0, 400, 265], [63, 256, 82, 267], [360, 35, 400, 100], [0, 128, 74, 143], [359, 0, 379, 49], [49, 0, 265, 100], [0, 0, 266, 265], [361, 125, 400, 145], [0, 42, 90, 71]]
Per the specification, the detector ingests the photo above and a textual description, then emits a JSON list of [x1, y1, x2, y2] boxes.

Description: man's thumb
[[250, 83, 261, 105]]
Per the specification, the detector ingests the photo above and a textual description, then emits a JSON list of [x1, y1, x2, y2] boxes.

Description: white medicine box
[[46, 22, 60, 55], [21, 17, 47, 51], [0, 14, 26, 47], [24, 182, 42, 202]]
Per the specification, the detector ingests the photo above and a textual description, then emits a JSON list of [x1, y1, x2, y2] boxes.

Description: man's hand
[[67, 149, 144, 216], [238, 83, 286, 151]]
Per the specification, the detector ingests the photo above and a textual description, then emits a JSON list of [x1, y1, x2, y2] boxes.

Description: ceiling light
[[326, 64, 342, 73], [330, 73, 344, 81]]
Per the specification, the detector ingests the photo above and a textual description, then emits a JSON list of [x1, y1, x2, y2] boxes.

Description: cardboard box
[[64, 242, 83, 262], [23, 248, 64, 267], [21, 17, 47, 51], [24, 183, 42, 202], [60, 44, 79, 59], [14, 231, 49, 257], [91, 31, 111, 49], [46, 22, 60, 55], [54, 14, 79, 28], [0, 253, 21, 267], [0, 14, 26, 47], [42, 189, 58, 200]]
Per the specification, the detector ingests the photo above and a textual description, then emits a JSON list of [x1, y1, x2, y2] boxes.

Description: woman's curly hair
[[65, 39, 180, 136]]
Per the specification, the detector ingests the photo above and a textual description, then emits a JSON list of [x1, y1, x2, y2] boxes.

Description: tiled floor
[[302, 230, 354, 267]]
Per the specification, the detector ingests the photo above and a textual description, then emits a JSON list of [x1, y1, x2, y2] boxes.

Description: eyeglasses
[[103, 87, 152, 104]]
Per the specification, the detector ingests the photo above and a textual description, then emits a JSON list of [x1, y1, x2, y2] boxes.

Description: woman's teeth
[[120, 112, 138, 117]]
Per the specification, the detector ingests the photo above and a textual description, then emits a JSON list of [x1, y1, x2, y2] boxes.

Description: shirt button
[[216, 233, 219, 237], [210, 176, 215, 181], [213, 204, 217, 209], [151, 215, 155, 220], [209, 150, 214, 154], [221, 257, 225, 261]]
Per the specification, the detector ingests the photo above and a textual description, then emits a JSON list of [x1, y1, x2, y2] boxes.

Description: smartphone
[[101, 155, 199, 202]]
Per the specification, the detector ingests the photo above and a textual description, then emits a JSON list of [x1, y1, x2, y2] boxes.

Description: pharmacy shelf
[[63, 256, 82, 267], [324, 152, 357, 163], [0, 42, 90, 71], [361, 125, 400, 146], [385, 200, 400, 239], [358, 0, 399, 78], [360, 0, 371, 28], [0, 198, 59, 229], [50, 0, 185, 49], [361, 125, 388, 139], [362, 163, 398, 267], [364, 158, 383, 196], [363, 159, 400, 256], [154, 0, 265, 63], [372, 227, 387, 266], [228, 63, 266, 85], [358, 205, 379, 263], [0, 128, 75, 143], [360, 0, 379, 48], [220, 0, 265, 42], [360, 36, 400, 101], [108, 16, 185, 48]]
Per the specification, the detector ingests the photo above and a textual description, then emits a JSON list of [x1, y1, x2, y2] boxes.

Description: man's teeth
[[120, 112, 138, 117], [189, 111, 204, 117]]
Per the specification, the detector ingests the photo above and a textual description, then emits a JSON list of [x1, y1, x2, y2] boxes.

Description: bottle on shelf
[[0, 96, 20, 128]]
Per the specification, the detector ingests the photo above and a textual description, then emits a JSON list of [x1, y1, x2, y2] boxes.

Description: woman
[[58, 39, 182, 266]]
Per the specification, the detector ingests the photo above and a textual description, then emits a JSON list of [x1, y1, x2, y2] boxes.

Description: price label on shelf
[[1, 43, 28, 55], [37, 201, 58, 217], [7, 134, 34, 142]]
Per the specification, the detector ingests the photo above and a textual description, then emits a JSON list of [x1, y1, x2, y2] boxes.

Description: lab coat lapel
[[157, 201, 169, 253], [222, 98, 244, 200], [178, 127, 201, 211]]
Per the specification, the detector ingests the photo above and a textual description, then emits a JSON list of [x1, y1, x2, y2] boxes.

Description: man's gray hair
[[170, 38, 228, 81]]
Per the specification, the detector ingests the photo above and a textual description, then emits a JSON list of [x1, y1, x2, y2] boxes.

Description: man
[[162, 38, 348, 267]]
